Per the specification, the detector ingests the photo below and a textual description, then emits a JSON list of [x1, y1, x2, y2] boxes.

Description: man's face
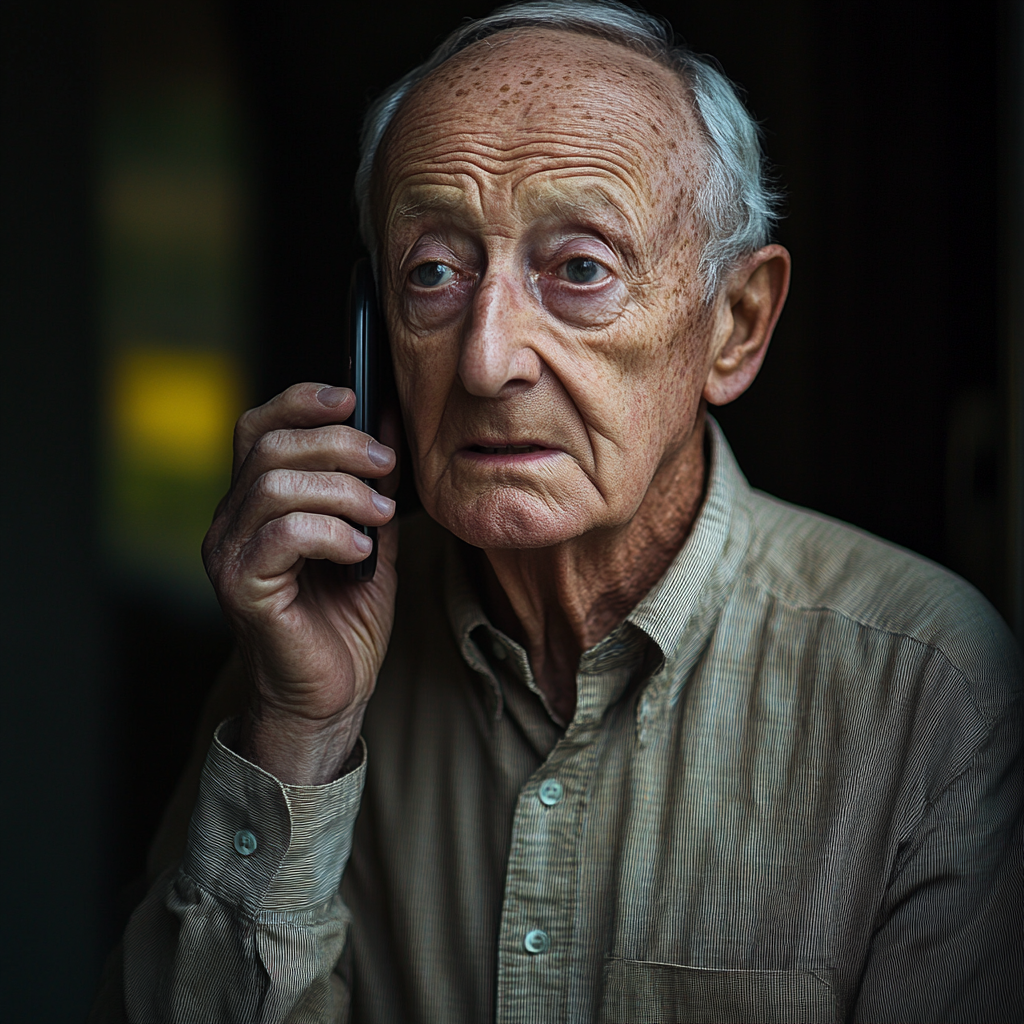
[[377, 30, 716, 550]]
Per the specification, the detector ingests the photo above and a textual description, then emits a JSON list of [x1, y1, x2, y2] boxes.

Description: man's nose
[[457, 272, 543, 397]]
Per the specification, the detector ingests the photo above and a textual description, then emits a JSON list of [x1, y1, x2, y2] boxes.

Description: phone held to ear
[[345, 258, 383, 582]]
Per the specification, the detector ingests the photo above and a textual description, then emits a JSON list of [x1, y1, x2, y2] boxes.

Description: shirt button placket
[[498, 703, 605, 1021]]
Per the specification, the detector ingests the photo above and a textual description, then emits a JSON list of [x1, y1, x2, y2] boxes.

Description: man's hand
[[202, 383, 398, 785]]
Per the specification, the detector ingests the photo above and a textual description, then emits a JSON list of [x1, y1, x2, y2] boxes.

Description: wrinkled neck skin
[[478, 408, 707, 724]]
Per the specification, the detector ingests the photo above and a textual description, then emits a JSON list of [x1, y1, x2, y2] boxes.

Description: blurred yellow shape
[[112, 347, 241, 475]]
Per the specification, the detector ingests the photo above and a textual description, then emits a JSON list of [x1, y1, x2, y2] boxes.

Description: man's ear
[[703, 244, 791, 406]]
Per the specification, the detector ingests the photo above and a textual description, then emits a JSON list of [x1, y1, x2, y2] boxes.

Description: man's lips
[[470, 443, 543, 455], [459, 440, 562, 460]]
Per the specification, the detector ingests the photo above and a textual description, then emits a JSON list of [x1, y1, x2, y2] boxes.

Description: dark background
[[3, 1, 1022, 1018]]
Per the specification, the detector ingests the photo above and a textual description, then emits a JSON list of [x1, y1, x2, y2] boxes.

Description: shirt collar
[[627, 416, 750, 669]]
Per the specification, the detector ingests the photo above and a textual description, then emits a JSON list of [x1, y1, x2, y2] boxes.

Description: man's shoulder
[[739, 488, 1022, 707]]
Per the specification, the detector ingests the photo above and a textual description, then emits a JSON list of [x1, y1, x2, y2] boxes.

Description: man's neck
[[479, 414, 708, 724]]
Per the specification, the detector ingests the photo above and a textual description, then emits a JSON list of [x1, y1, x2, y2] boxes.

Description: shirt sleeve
[[853, 696, 1023, 1024], [122, 719, 365, 1024]]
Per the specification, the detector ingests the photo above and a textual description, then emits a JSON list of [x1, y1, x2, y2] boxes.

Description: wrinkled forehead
[[373, 29, 705, 236]]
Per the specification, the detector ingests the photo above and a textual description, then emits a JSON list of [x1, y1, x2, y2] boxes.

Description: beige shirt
[[107, 421, 1022, 1024]]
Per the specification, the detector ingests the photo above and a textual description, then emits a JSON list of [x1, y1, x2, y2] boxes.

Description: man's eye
[[411, 262, 455, 288], [561, 257, 608, 284]]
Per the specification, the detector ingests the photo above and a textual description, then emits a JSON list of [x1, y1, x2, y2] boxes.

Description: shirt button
[[524, 929, 550, 954], [538, 778, 564, 806], [233, 829, 258, 856], [491, 640, 507, 661]]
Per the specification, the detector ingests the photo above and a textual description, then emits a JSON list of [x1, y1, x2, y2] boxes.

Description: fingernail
[[371, 492, 395, 516], [316, 386, 348, 408], [353, 530, 373, 552], [368, 440, 393, 468]]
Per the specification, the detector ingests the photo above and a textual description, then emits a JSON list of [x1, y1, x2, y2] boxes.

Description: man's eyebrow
[[392, 189, 473, 222], [518, 182, 636, 232]]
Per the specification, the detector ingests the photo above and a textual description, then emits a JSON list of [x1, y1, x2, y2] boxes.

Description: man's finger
[[225, 424, 396, 515], [240, 511, 377, 583], [232, 383, 357, 470], [231, 469, 396, 541]]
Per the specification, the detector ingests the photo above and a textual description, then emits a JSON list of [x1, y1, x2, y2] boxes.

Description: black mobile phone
[[345, 258, 382, 582]]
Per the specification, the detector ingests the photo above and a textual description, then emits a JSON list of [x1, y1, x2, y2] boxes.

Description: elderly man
[[98, 2, 1021, 1022]]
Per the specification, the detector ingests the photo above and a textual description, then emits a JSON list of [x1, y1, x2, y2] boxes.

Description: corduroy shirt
[[111, 422, 1022, 1024]]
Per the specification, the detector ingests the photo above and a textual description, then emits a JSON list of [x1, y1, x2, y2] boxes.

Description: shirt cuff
[[181, 718, 366, 917]]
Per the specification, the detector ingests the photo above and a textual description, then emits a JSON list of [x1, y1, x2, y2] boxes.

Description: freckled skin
[[375, 29, 789, 719]]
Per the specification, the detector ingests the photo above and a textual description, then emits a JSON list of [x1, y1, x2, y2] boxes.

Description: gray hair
[[354, 0, 780, 298]]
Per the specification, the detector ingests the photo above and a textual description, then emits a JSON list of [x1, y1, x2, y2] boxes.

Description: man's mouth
[[469, 444, 543, 455]]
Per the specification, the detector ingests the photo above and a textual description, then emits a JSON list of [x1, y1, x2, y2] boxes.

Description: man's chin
[[428, 487, 591, 551]]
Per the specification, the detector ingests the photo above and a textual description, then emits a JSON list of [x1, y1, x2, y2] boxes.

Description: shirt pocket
[[598, 957, 840, 1024]]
